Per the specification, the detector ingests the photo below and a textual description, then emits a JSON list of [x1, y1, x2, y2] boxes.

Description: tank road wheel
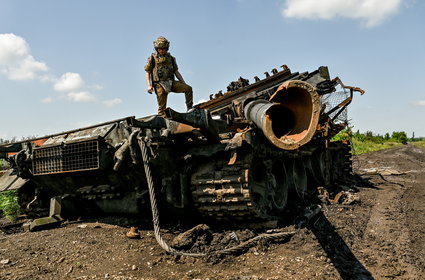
[[331, 150, 345, 181], [321, 150, 332, 186], [249, 158, 289, 217], [270, 159, 288, 213], [249, 160, 270, 217], [285, 158, 308, 198], [243, 156, 288, 217], [309, 150, 326, 185]]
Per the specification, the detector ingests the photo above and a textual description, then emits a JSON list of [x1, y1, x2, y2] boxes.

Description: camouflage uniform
[[145, 52, 193, 116]]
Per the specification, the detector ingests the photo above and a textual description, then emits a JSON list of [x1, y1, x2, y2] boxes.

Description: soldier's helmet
[[154, 36, 170, 50]]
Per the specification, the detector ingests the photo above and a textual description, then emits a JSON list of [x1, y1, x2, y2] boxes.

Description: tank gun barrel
[[243, 80, 321, 150]]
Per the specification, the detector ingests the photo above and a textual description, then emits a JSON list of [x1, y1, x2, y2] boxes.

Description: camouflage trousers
[[155, 81, 193, 117]]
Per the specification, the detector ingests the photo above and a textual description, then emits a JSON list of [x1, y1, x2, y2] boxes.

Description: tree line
[[334, 128, 423, 144]]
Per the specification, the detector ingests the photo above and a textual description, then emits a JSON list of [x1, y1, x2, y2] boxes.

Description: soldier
[[145, 36, 193, 117]]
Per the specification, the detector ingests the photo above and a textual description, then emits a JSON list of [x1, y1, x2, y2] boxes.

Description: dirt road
[[1, 144, 424, 280]]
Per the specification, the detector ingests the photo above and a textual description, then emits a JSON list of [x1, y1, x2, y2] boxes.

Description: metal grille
[[321, 89, 350, 123], [33, 141, 99, 175]]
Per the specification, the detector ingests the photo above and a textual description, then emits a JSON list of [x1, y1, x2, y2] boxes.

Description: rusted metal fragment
[[333, 77, 365, 95], [228, 150, 238, 165], [224, 131, 246, 150], [317, 187, 360, 205], [126, 227, 141, 239], [24, 216, 63, 232]]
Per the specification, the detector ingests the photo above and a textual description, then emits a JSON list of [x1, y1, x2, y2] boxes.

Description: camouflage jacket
[[144, 52, 178, 83]]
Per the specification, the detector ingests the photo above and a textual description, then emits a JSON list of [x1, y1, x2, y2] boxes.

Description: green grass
[[331, 129, 412, 155], [351, 138, 403, 155], [0, 190, 21, 221], [350, 139, 425, 155]]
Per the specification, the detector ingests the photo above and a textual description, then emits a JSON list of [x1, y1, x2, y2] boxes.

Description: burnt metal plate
[[0, 169, 28, 192]]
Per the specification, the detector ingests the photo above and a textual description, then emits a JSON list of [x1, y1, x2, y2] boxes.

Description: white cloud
[[67, 91, 97, 102], [54, 72, 85, 92], [0, 33, 48, 80], [282, 0, 403, 27], [413, 100, 425, 106], [41, 97, 54, 104], [1, 33, 105, 105], [102, 98, 122, 107]]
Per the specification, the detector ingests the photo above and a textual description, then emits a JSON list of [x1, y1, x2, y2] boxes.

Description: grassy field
[[411, 140, 425, 149], [350, 139, 425, 155], [332, 129, 425, 155], [351, 138, 404, 155], [352, 139, 425, 155]]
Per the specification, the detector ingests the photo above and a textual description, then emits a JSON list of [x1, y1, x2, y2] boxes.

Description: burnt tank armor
[[0, 65, 364, 223]]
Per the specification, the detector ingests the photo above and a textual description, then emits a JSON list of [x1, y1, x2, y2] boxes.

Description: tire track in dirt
[[354, 145, 425, 279]]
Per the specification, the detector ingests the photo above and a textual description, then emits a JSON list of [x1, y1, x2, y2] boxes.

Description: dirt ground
[[1, 144, 425, 280]]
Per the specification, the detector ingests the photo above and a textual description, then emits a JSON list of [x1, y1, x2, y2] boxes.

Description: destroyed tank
[[0, 65, 364, 225]]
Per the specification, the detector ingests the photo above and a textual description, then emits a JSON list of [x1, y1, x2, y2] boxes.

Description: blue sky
[[1, 0, 424, 139]]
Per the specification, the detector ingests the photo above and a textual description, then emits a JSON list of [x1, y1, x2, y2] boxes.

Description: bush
[[0, 190, 21, 221], [0, 159, 9, 170], [391, 131, 408, 144], [331, 129, 350, 141]]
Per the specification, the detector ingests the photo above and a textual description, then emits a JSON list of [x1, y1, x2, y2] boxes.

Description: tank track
[[191, 149, 290, 222], [191, 154, 263, 221], [190, 141, 353, 222]]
